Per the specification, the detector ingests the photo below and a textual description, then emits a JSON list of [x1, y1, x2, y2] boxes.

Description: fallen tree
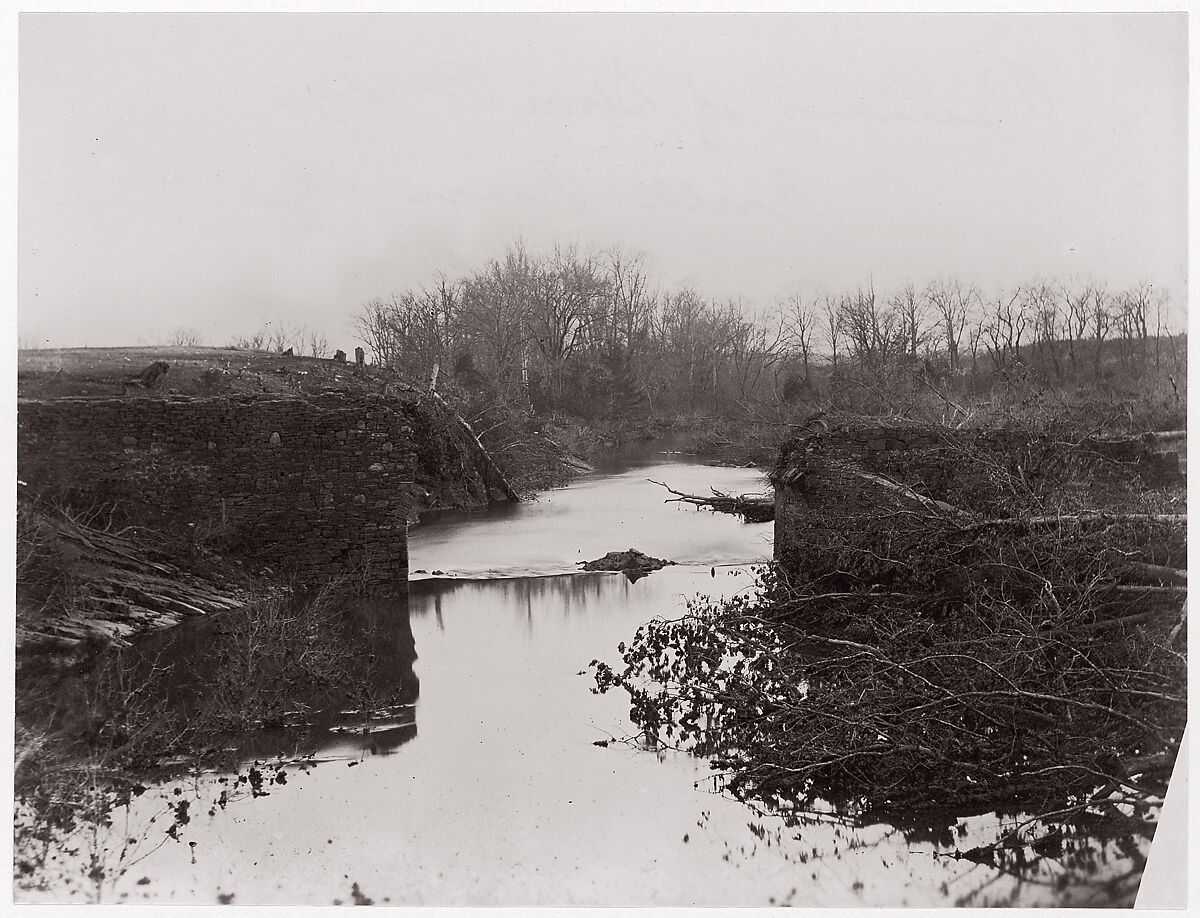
[[648, 479, 775, 522], [427, 389, 520, 501], [16, 498, 247, 651]]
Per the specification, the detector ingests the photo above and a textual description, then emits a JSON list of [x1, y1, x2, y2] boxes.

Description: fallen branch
[[850, 470, 974, 520], [964, 512, 1186, 531], [1126, 561, 1187, 585], [1166, 607, 1187, 645], [1078, 605, 1185, 633], [1101, 584, 1188, 597], [427, 390, 520, 502], [648, 479, 775, 522], [1148, 430, 1186, 444]]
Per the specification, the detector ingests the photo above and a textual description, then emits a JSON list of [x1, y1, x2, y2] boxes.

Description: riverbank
[[591, 415, 1185, 892], [13, 348, 541, 878], [13, 574, 424, 897], [15, 438, 1168, 905], [14, 352, 1183, 904], [13, 456, 775, 904]]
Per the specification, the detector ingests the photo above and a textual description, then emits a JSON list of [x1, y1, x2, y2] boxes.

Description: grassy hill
[[17, 346, 392, 401]]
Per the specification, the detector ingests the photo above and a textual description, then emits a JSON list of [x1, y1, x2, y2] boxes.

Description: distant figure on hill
[[355, 347, 365, 369], [128, 360, 169, 389]]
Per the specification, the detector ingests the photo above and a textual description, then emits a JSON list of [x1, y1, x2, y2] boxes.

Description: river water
[[20, 444, 1155, 907]]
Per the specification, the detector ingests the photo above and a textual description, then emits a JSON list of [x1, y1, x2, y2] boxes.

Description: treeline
[[228, 322, 331, 358], [354, 241, 1185, 420]]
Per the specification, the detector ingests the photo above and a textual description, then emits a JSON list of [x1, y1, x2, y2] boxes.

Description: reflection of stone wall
[[18, 394, 421, 584]]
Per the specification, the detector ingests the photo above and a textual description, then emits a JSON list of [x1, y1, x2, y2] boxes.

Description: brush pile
[[593, 420, 1186, 821], [16, 498, 248, 651]]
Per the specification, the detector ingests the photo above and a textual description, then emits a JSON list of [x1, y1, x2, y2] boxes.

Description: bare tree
[[655, 287, 708, 411], [598, 247, 656, 364], [263, 320, 305, 355], [1152, 285, 1171, 371], [967, 317, 984, 383], [819, 292, 843, 373], [356, 297, 404, 366], [347, 240, 1175, 419], [980, 286, 1026, 370], [1062, 279, 1095, 377], [1026, 280, 1063, 382], [728, 306, 786, 404], [780, 290, 818, 381], [839, 281, 899, 374], [307, 330, 330, 359], [887, 282, 928, 358], [1113, 281, 1154, 367], [230, 326, 269, 351], [528, 244, 607, 404], [169, 327, 202, 347], [459, 241, 538, 398], [925, 278, 976, 372], [1091, 284, 1111, 383], [699, 300, 744, 412]]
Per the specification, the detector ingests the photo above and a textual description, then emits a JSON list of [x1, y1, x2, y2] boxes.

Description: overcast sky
[[18, 12, 1188, 350]]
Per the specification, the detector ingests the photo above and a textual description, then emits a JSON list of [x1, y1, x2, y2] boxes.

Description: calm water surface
[[25, 446, 1154, 906]]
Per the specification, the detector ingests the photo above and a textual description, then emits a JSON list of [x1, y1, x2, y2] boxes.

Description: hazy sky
[[18, 12, 1188, 349]]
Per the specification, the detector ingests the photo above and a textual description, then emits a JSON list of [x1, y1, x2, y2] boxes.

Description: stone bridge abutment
[[18, 393, 423, 585]]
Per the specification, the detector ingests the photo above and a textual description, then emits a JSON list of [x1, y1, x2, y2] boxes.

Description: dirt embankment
[[19, 346, 383, 400]]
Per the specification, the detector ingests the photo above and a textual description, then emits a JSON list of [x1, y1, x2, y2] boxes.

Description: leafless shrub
[[229, 322, 333, 357], [229, 327, 268, 350], [168, 328, 202, 347], [193, 586, 357, 732], [307, 330, 330, 358], [594, 419, 1185, 847]]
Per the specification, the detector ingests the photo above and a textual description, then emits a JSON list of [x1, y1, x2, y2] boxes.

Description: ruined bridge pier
[[771, 421, 1181, 578], [17, 394, 426, 585]]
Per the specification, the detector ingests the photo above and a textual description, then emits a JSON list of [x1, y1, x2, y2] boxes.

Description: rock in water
[[579, 548, 674, 582]]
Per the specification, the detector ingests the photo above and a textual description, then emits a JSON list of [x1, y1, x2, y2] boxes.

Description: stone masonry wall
[[815, 421, 1177, 472], [17, 393, 423, 585], [815, 422, 1026, 459], [772, 422, 1179, 582]]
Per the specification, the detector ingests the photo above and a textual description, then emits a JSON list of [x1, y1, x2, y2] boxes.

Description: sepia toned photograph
[[11, 9, 1189, 909]]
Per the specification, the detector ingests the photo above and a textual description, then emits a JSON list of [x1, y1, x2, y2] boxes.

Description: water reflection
[[343, 594, 420, 708], [15, 447, 1161, 907], [411, 571, 631, 628], [122, 588, 421, 764]]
